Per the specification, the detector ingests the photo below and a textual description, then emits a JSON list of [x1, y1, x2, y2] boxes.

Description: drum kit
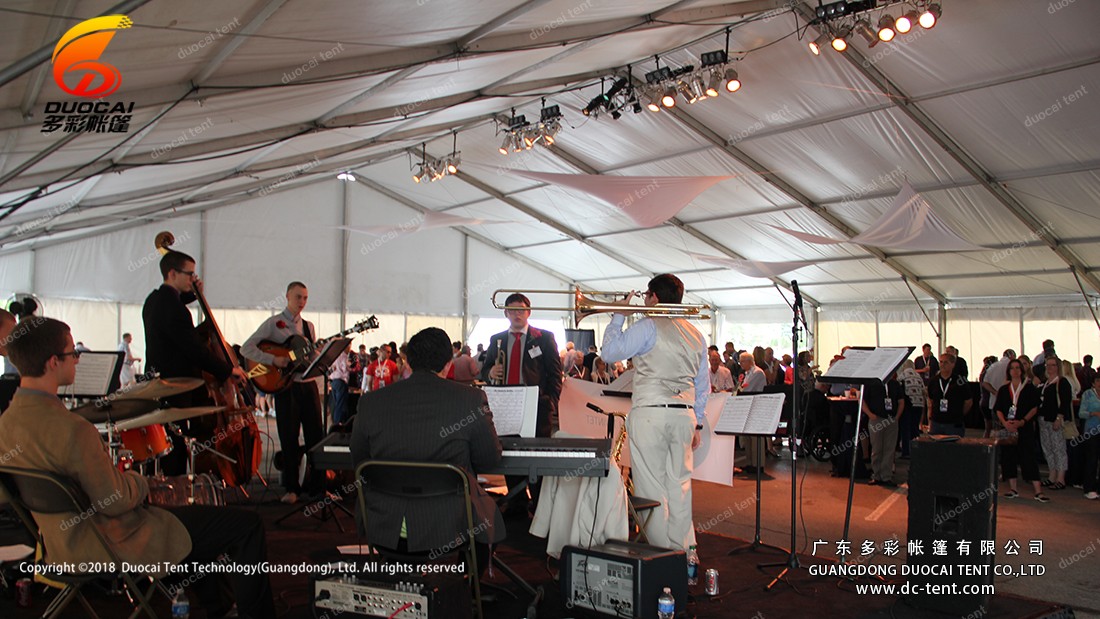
[[73, 377, 239, 507]]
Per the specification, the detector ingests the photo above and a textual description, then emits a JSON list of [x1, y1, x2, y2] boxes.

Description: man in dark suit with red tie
[[480, 293, 563, 514]]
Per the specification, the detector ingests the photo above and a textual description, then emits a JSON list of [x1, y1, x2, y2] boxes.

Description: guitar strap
[[302, 320, 313, 343]]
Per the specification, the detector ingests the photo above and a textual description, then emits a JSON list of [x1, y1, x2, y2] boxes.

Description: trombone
[[491, 288, 712, 327]]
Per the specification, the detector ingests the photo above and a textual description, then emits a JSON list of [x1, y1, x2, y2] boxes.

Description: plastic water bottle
[[687, 544, 699, 585], [657, 586, 675, 619], [171, 588, 190, 619]]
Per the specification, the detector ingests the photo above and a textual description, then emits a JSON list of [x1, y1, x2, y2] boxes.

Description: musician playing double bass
[[143, 249, 248, 476], [241, 281, 323, 505]]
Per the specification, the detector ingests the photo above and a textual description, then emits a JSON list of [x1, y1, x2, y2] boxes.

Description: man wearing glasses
[[0, 317, 274, 618], [142, 250, 247, 474]]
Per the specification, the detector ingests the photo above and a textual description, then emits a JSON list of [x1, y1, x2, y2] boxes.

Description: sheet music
[[823, 347, 911, 382], [713, 392, 785, 435], [59, 351, 122, 398], [483, 385, 539, 437]]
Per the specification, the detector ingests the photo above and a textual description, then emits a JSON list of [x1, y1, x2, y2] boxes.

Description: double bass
[[154, 232, 261, 487]]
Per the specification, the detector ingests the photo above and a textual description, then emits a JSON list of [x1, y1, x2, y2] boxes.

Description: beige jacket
[[0, 389, 190, 575]]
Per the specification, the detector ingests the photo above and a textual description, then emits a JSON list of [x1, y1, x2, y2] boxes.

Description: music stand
[[58, 351, 124, 401], [817, 346, 913, 566], [715, 392, 787, 558], [276, 337, 352, 530]]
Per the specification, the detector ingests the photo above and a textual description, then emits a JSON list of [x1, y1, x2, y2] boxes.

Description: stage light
[[896, 10, 918, 34], [645, 87, 662, 112], [831, 26, 851, 52], [661, 86, 677, 108], [705, 71, 722, 97], [542, 119, 561, 145], [809, 32, 831, 55], [854, 19, 878, 46], [445, 156, 459, 175], [412, 168, 424, 183], [700, 50, 728, 68], [723, 68, 740, 93], [919, 3, 940, 28], [498, 135, 512, 155], [877, 15, 896, 42], [677, 81, 698, 104], [688, 75, 709, 102]]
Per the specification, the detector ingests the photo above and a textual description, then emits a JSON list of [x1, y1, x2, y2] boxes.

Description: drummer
[[0, 317, 274, 618]]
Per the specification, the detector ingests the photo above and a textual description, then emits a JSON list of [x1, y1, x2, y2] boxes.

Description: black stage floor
[[0, 497, 1075, 619]]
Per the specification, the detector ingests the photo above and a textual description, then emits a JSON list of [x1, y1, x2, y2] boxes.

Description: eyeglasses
[[177, 270, 196, 277], [55, 350, 81, 360]]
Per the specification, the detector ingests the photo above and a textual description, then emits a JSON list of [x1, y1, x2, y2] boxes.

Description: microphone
[[586, 402, 606, 415], [587, 402, 613, 438], [791, 280, 803, 310]]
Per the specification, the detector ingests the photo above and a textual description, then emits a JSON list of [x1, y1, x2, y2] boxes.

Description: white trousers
[[627, 406, 697, 551]]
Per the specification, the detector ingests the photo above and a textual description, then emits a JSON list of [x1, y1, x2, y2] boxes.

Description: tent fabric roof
[[1, 0, 1099, 310]]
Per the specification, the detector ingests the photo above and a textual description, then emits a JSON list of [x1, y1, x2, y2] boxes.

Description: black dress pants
[[274, 381, 324, 494], [165, 505, 275, 619]]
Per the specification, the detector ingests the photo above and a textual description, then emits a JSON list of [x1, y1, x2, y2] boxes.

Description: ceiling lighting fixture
[[336, 171, 355, 182], [661, 86, 677, 108], [877, 15, 896, 42], [918, 3, 940, 29], [831, 25, 851, 51], [723, 68, 740, 92], [854, 19, 878, 46], [808, 32, 831, 55], [895, 10, 918, 33]]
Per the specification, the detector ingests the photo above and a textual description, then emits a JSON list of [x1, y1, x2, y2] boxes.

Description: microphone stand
[[761, 281, 813, 591]]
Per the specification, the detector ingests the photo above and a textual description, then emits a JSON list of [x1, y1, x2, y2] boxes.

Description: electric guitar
[[245, 315, 379, 394]]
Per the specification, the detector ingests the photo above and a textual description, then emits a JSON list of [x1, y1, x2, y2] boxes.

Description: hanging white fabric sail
[[512, 170, 731, 228], [772, 182, 985, 251], [684, 251, 815, 278]]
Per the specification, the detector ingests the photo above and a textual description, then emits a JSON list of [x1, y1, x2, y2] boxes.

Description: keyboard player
[[351, 327, 505, 574]]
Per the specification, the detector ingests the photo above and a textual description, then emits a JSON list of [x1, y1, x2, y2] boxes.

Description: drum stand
[[167, 423, 236, 506]]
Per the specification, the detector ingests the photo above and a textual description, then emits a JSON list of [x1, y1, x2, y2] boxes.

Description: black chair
[[355, 460, 484, 619], [0, 466, 170, 619]]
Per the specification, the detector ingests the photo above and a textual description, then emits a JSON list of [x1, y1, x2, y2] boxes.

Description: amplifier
[[561, 540, 686, 619], [310, 562, 470, 619]]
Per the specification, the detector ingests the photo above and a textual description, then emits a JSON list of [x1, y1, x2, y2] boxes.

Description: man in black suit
[[142, 249, 247, 474], [480, 293, 563, 514], [351, 327, 505, 570]]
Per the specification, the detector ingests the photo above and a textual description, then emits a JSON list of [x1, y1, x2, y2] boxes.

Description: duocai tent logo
[[42, 15, 137, 134], [51, 14, 132, 97]]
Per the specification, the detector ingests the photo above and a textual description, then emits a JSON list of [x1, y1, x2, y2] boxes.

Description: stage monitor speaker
[[561, 539, 686, 619], [906, 437, 998, 616]]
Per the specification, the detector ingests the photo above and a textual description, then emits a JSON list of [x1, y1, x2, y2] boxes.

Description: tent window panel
[[878, 321, 938, 358], [44, 297, 120, 352], [1024, 320, 1086, 364], [965, 320, 1020, 369], [818, 320, 877, 364], [721, 323, 791, 357]]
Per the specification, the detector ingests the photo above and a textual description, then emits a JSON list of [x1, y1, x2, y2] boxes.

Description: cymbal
[[114, 406, 225, 431], [114, 377, 205, 401], [71, 399, 161, 424]]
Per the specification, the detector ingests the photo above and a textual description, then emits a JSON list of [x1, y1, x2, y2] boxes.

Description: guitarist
[[242, 281, 323, 505]]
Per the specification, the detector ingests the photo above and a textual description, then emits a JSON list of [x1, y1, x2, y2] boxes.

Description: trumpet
[[491, 288, 712, 327]]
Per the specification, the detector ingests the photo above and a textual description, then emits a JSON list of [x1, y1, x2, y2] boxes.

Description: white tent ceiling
[[0, 0, 1099, 312]]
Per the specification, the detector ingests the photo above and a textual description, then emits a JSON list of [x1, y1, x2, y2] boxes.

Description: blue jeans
[[930, 421, 965, 437], [331, 378, 349, 425]]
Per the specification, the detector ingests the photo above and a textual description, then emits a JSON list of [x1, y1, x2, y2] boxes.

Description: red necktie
[[508, 333, 522, 385]]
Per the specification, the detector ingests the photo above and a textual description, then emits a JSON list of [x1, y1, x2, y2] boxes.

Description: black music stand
[[714, 392, 787, 558], [758, 281, 809, 591], [817, 346, 913, 568]]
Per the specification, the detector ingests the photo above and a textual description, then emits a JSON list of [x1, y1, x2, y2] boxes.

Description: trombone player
[[599, 274, 709, 552], [480, 292, 563, 516]]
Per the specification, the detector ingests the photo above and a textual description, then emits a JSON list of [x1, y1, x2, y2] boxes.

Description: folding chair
[[0, 466, 171, 619], [356, 460, 484, 619]]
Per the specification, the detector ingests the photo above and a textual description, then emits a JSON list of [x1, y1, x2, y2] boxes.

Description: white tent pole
[[461, 235, 469, 342], [340, 179, 350, 331]]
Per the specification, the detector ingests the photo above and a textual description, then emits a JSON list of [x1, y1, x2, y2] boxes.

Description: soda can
[[16, 577, 32, 607], [704, 568, 719, 596]]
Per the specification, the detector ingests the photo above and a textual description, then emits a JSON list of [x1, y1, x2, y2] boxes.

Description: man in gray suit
[[352, 327, 505, 571]]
